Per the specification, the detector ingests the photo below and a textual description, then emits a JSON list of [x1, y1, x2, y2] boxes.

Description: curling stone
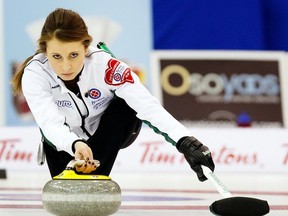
[[42, 159, 121, 216]]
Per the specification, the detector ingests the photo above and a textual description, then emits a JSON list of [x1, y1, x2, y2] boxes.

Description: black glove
[[176, 136, 215, 182]]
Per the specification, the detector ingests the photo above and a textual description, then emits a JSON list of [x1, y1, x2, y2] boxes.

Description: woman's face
[[46, 37, 87, 81]]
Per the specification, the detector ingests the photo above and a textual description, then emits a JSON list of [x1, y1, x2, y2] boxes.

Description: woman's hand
[[74, 141, 97, 173], [176, 136, 215, 182]]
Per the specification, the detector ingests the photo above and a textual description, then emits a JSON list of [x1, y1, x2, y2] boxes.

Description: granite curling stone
[[42, 160, 121, 216]]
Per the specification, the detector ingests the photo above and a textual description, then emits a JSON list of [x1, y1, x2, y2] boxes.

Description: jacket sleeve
[[102, 57, 191, 145], [22, 66, 80, 156]]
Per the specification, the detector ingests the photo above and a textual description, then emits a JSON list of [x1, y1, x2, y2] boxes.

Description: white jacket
[[22, 46, 190, 156]]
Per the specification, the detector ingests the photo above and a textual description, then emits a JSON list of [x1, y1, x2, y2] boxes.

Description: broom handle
[[201, 165, 232, 198], [97, 42, 116, 58]]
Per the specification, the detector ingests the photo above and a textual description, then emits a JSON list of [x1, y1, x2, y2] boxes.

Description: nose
[[62, 59, 72, 73]]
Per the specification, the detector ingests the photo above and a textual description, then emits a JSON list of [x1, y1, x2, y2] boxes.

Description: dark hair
[[11, 8, 93, 95]]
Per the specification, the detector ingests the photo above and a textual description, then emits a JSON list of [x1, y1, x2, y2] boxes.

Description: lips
[[60, 73, 75, 81], [62, 72, 73, 76]]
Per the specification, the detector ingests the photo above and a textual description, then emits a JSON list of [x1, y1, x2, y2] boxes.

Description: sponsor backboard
[[0, 127, 287, 173], [151, 51, 288, 127]]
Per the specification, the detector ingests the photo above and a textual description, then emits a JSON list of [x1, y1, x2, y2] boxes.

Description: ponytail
[[11, 54, 35, 95]]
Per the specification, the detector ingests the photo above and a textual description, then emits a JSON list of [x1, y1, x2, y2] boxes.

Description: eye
[[53, 54, 61, 59], [70, 53, 79, 58]]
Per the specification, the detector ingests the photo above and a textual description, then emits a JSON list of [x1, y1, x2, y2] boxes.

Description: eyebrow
[[50, 51, 80, 55]]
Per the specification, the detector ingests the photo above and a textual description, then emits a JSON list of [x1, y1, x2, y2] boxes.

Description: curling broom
[[201, 165, 270, 216]]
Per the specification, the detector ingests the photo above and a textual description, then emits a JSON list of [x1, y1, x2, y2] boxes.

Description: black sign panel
[[159, 59, 283, 127]]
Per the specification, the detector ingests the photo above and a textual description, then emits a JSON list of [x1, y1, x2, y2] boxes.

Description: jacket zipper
[[68, 92, 92, 138]]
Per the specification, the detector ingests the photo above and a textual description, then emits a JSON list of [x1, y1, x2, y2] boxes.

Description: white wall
[[1, 127, 287, 173]]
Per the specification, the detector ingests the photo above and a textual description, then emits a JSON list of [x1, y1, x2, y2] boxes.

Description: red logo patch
[[105, 59, 134, 86]]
